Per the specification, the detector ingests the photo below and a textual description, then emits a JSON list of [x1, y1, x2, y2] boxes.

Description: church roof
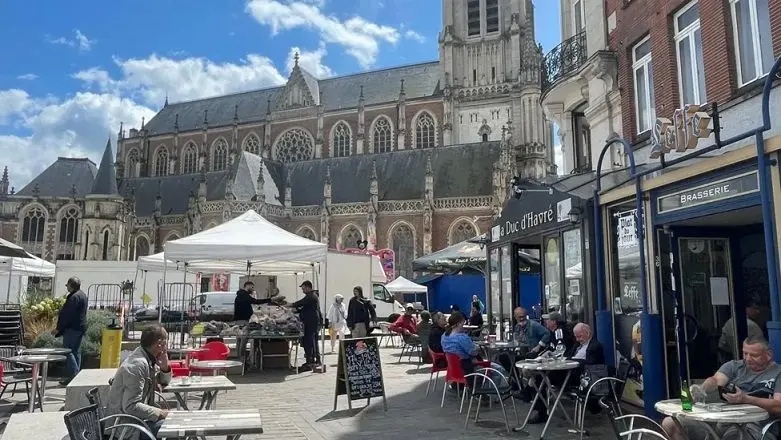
[[16, 157, 97, 198], [119, 172, 230, 217], [90, 139, 119, 195], [285, 142, 501, 206], [143, 61, 441, 135]]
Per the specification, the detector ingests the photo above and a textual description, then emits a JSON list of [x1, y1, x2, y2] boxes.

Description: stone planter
[[81, 355, 101, 370]]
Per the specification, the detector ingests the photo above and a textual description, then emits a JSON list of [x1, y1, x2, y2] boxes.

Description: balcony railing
[[541, 32, 587, 95]]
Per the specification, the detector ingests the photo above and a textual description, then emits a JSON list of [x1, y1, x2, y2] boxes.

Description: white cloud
[[0, 89, 36, 124], [46, 29, 95, 52], [16, 73, 38, 81], [404, 30, 425, 43], [245, 0, 399, 68], [286, 45, 334, 78]]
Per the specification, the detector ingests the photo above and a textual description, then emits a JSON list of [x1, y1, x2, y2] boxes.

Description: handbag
[[578, 363, 610, 397]]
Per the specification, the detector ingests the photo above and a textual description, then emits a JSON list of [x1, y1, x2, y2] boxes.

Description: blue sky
[[0, 0, 561, 188]]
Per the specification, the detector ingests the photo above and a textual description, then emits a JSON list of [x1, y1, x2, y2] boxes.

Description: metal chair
[[761, 419, 781, 440], [64, 404, 156, 440], [86, 387, 149, 440], [601, 400, 669, 440], [397, 336, 422, 365], [571, 360, 631, 440], [463, 367, 519, 434]]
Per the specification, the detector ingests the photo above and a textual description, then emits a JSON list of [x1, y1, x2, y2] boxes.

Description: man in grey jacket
[[105, 325, 172, 435]]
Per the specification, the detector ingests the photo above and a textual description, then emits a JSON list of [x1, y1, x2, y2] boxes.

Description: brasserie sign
[[496, 205, 555, 239], [657, 171, 759, 213], [650, 104, 711, 159]]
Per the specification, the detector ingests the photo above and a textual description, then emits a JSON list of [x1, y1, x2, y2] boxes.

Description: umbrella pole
[[5, 265, 12, 305]]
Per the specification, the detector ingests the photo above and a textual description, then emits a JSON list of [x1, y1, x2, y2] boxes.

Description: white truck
[[277, 251, 403, 320]]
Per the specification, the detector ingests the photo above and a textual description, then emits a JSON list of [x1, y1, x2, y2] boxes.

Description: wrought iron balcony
[[541, 32, 587, 95]]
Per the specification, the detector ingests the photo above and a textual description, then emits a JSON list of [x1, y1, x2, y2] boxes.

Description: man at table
[[389, 304, 420, 343], [106, 325, 172, 436], [662, 336, 781, 440]]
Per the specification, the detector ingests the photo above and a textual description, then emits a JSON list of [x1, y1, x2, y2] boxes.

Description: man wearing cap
[[543, 311, 575, 356], [389, 304, 420, 343], [291, 280, 322, 370]]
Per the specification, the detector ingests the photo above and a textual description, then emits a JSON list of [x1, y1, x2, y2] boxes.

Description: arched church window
[[449, 219, 477, 245], [134, 236, 149, 260], [297, 226, 317, 241], [390, 223, 415, 280], [182, 142, 198, 174], [22, 207, 46, 244], [415, 112, 436, 149], [126, 149, 139, 178], [244, 133, 261, 155], [373, 117, 393, 153], [212, 138, 228, 171], [332, 122, 351, 157], [154, 147, 169, 177], [274, 128, 315, 163], [102, 230, 110, 261], [340, 225, 363, 249], [58, 207, 79, 260]]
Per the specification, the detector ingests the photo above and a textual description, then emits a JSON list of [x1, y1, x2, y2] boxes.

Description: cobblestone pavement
[[0, 345, 625, 440]]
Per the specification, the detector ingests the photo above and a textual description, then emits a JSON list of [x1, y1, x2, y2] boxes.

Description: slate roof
[[119, 172, 230, 217], [143, 61, 441, 135], [285, 142, 501, 206], [16, 158, 97, 198], [91, 139, 119, 195], [233, 151, 284, 206]]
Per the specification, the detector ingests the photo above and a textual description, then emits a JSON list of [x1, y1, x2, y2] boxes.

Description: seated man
[[663, 336, 781, 440], [428, 312, 448, 369], [389, 304, 420, 343], [105, 325, 172, 436], [543, 311, 575, 356]]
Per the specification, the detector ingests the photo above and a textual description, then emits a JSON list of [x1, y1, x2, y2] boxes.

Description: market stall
[[0, 242, 55, 304], [385, 276, 428, 308]]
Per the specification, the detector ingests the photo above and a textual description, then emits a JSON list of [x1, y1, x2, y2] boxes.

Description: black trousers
[[301, 325, 320, 364]]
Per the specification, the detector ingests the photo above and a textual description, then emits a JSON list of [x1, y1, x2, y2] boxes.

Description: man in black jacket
[[233, 281, 273, 321], [543, 311, 576, 355], [56, 277, 88, 385], [291, 281, 322, 370]]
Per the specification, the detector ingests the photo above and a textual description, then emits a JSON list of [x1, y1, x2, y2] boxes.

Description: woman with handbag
[[326, 294, 348, 352]]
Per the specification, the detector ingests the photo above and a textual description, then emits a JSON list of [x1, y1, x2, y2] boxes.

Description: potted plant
[[29, 309, 114, 371]]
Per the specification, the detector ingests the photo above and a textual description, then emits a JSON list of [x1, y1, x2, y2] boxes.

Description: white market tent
[[385, 276, 428, 308], [0, 241, 55, 303]]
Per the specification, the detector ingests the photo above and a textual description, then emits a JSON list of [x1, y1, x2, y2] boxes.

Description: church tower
[[439, 0, 551, 179]]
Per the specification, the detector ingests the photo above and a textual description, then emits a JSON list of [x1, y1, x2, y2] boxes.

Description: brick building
[[0, 0, 555, 282]]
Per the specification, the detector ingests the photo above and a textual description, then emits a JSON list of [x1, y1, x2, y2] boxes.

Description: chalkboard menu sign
[[333, 337, 387, 411]]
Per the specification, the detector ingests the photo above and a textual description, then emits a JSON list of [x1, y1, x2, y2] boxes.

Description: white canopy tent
[[385, 276, 428, 308], [0, 245, 55, 304]]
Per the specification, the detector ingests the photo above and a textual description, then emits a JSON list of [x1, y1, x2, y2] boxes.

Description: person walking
[[346, 286, 376, 338], [55, 277, 88, 385], [326, 294, 348, 352], [291, 281, 322, 371]]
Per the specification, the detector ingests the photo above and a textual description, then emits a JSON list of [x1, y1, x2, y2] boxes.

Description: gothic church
[[0, 0, 553, 280]]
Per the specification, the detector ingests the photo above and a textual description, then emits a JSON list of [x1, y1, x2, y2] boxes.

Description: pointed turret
[[323, 165, 332, 205], [91, 138, 119, 195], [0, 166, 9, 195]]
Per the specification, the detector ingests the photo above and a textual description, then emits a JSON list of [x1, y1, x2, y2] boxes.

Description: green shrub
[[31, 332, 62, 349], [29, 309, 115, 358]]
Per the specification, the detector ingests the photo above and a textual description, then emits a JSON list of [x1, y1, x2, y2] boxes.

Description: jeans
[[61, 329, 84, 378], [351, 323, 368, 338], [301, 325, 320, 365], [147, 419, 164, 436]]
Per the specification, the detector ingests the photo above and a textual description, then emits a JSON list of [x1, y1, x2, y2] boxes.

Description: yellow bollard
[[100, 318, 123, 368]]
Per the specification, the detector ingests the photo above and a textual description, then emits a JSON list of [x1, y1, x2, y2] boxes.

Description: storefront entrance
[[656, 205, 770, 397]]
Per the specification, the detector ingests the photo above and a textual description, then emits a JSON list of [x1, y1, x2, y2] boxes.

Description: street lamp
[[568, 207, 582, 224]]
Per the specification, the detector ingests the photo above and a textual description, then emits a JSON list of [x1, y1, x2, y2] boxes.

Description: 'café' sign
[[650, 104, 712, 159], [500, 205, 555, 237]]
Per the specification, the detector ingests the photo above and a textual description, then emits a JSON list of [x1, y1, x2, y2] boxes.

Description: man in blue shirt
[[513, 307, 550, 356]]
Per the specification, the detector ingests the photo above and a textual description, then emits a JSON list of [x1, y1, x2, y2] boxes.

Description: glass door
[[678, 237, 734, 381]]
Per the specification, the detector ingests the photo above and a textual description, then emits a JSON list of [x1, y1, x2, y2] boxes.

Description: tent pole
[[5, 265, 12, 305], [321, 262, 327, 371], [159, 260, 167, 324]]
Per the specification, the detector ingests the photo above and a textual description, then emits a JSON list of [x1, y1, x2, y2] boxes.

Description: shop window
[[489, 247, 501, 335], [730, 0, 774, 86], [543, 236, 561, 314], [500, 245, 513, 333], [563, 228, 583, 322], [674, 1, 707, 105], [609, 205, 643, 367]]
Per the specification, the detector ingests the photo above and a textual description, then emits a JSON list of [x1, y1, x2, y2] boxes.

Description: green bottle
[[680, 380, 693, 411]]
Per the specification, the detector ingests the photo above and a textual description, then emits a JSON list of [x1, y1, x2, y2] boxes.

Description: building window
[[331, 122, 351, 157], [57, 207, 79, 260], [731, 0, 774, 86], [274, 128, 315, 163], [467, 0, 481, 36], [573, 0, 584, 33], [372, 117, 393, 153], [154, 147, 169, 177], [212, 138, 228, 171], [674, 2, 707, 105], [296, 226, 317, 241], [340, 225, 363, 249], [134, 236, 149, 261], [485, 0, 499, 33], [632, 36, 656, 133], [22, 207, 46, 244], [415, 112, 436, 149], [181, 142, 198, 174], [449, 219, 477, 245], [102, 230, 110, 261], [126, 149, 139, 178], [243, 133, 261, 155], [83, 230, 90, 259], [571, 110, 592, 172], [390, 223, 415, 280]]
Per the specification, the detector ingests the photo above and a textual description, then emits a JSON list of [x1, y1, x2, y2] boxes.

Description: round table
[[514, 359, 581, 438], [21, 348, 72, 356], [655, 398, 768, 439], [7, 354, 67, 413]]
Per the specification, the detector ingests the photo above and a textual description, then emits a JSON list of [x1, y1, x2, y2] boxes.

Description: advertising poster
[[211, 273, 230, 292]]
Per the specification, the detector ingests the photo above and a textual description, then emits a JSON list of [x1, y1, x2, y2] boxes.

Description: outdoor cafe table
[[7, 353, 67, 413], [164, 375, 237, 410], [655, 398, 769, 439], [157, 409, 263, 439], [514, 359, 581, 439]]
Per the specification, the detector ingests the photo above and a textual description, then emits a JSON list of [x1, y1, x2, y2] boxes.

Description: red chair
[[171, 366, 190, 377], [440, 353, 491, 412], [426, 350, 448, 397], [201, 341, 230, 360]]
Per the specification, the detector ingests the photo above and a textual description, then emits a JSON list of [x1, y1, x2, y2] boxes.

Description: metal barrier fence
[[157, 282, 196, 349], [86, 284, 124, 313]]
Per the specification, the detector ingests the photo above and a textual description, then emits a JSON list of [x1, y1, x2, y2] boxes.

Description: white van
[[193, 291, 235, 322]]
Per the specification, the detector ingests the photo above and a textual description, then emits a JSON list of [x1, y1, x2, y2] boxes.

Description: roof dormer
[[276, 52, 320, 111]]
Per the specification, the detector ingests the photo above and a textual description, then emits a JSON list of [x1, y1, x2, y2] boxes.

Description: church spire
[[0, 166, 9, 196], [90, 138, 119, 195]]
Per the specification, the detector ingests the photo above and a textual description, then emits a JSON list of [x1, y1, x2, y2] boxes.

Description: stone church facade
[[0, 0, 553, 280]]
